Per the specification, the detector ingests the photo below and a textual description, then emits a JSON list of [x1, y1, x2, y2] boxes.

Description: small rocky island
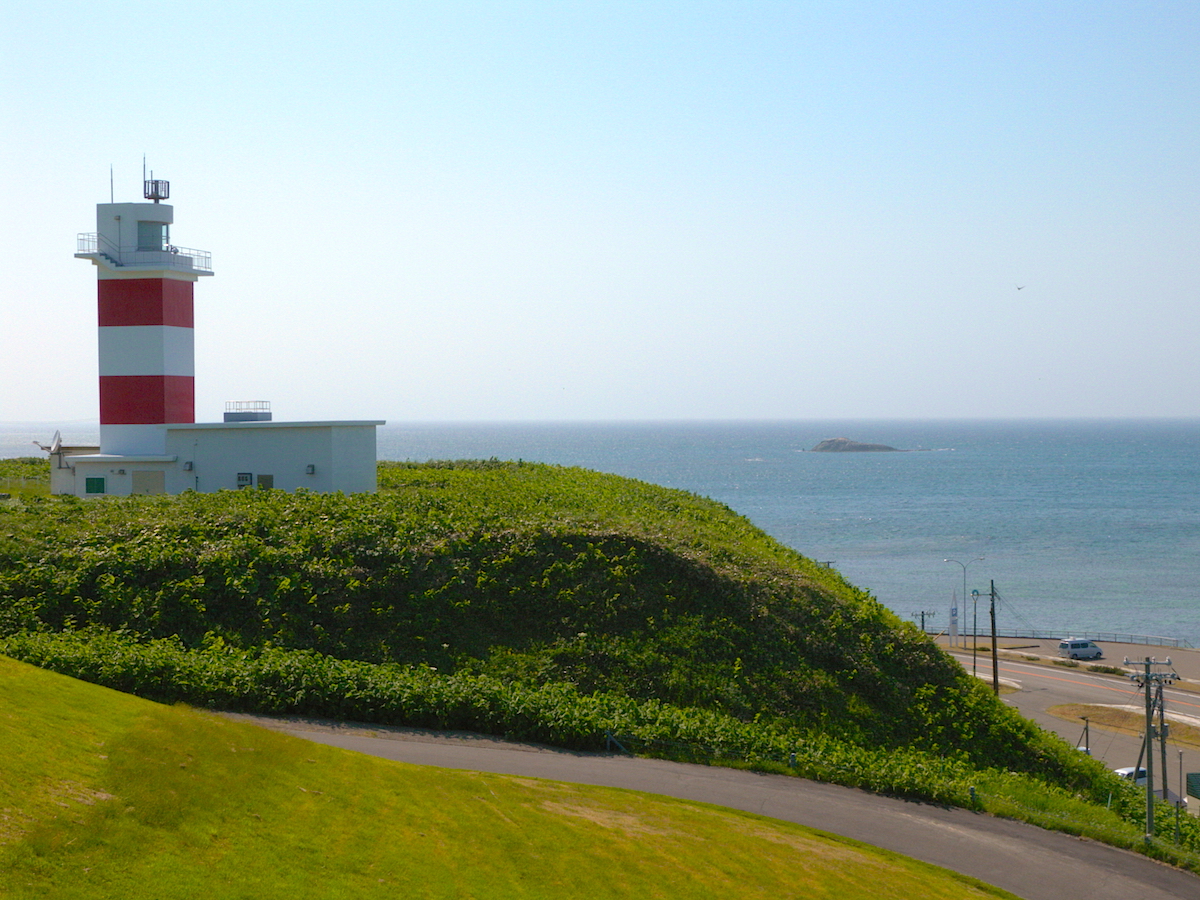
[[810, 437, 900, 452]]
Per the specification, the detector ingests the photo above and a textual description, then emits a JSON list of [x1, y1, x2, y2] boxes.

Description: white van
[[1058, 639, 1103, 660]]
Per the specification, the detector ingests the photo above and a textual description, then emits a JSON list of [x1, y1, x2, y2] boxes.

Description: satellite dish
[[32, 430, 62, 454]]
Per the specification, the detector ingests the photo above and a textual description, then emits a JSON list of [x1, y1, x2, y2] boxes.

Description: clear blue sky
[[3, 1, 1198, 423]]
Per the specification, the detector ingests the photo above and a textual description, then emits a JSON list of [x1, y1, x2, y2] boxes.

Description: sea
[[5, 419, 1198, 647]]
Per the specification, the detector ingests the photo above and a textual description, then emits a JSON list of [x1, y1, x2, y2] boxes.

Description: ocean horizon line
[[4, 414, 1200, 428]]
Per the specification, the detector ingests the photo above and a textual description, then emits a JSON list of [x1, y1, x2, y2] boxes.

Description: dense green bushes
[[8, 458, 1200, 864], [0, 456, 48, 482], [0, 460, 1099, 794], [11, 626, 1200, 861], [0, 627, 992, 806], [0, 456, 48, 499]]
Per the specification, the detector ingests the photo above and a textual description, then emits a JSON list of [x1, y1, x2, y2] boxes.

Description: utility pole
[[1144, 659, 1155, 841], [1179, 750, 1185, 844], [911, 610, 936, 632], [971, 589, 981, 677], [1126, 656, 1178, 843], [1159, 680, 1169, 804], [989, 580, 999, 696]]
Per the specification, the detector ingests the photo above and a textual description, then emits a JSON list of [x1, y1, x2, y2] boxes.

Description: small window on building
[[85, 477, 106, 495], [237, 472, 253, 489], [137, 221, 167, 251], [257, 474, 274, 490]]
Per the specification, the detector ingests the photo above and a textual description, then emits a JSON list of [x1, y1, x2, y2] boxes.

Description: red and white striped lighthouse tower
[[76, 178, 213, 455]]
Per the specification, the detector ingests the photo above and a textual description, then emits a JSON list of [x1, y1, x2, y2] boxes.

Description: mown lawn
[[0, 655, 1018, 900]]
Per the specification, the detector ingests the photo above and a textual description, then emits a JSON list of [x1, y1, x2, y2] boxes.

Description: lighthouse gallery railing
[[76, 232, 212, 273]]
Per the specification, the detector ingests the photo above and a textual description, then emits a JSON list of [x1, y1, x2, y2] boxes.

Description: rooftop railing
[[225, 401, 271, 412], [76, 233, 213, 273]]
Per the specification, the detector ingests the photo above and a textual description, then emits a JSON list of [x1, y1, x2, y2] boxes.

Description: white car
[[1058, 639, 1103, 660], [1113, 767, 1189, 806], [1114, 766, 1147, 786]]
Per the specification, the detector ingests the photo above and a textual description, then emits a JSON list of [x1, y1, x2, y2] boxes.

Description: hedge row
[[2, 628, 982, 805]]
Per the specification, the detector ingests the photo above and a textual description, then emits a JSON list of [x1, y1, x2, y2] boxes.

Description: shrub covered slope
[[14, 457, 1200, 861], [1, 460, 1090, 788]]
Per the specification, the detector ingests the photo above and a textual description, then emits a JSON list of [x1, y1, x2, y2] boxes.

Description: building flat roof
[[163, 420, 386, 431], [65, 454, 179, 463]]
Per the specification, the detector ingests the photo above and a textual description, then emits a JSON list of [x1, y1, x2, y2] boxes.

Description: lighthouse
[[54, 175, 382, 498], [75, 178, 211, 456]]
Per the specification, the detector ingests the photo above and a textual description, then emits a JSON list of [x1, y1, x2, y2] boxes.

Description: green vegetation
[[0, 456, 48, 500], [0, 655, 1022, 900], [2, 457, 1199, 866], [1087, 664, 1128, 676], [0, 628, 983, 806], [0, 462, 1079, 772]]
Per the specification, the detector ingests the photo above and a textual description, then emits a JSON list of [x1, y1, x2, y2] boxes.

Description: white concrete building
[[51, 420, 380, 496], [54, 177, 383, 497]]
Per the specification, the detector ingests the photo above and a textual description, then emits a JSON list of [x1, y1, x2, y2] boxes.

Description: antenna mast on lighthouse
[[143, 156, 169, 203]]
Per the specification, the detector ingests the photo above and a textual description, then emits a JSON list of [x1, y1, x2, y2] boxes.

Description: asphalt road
[[948, 645, 1200, 805], [230, 712, 1200, 900]]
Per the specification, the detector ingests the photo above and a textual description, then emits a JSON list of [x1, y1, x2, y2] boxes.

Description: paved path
[[229, 713, 1200, 900]]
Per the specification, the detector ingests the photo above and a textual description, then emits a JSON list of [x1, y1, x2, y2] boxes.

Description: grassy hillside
[[0, 655, 1021, 899], [2, 460, 1070, 772], [6, 457, 1200, 862]]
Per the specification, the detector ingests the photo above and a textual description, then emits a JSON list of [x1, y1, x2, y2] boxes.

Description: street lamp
[[944, 557, 984, 668]]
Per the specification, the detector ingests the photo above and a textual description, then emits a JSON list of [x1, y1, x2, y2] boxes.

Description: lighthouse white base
[[100, 423, 170, 456], [54, 420, 383, 498]]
